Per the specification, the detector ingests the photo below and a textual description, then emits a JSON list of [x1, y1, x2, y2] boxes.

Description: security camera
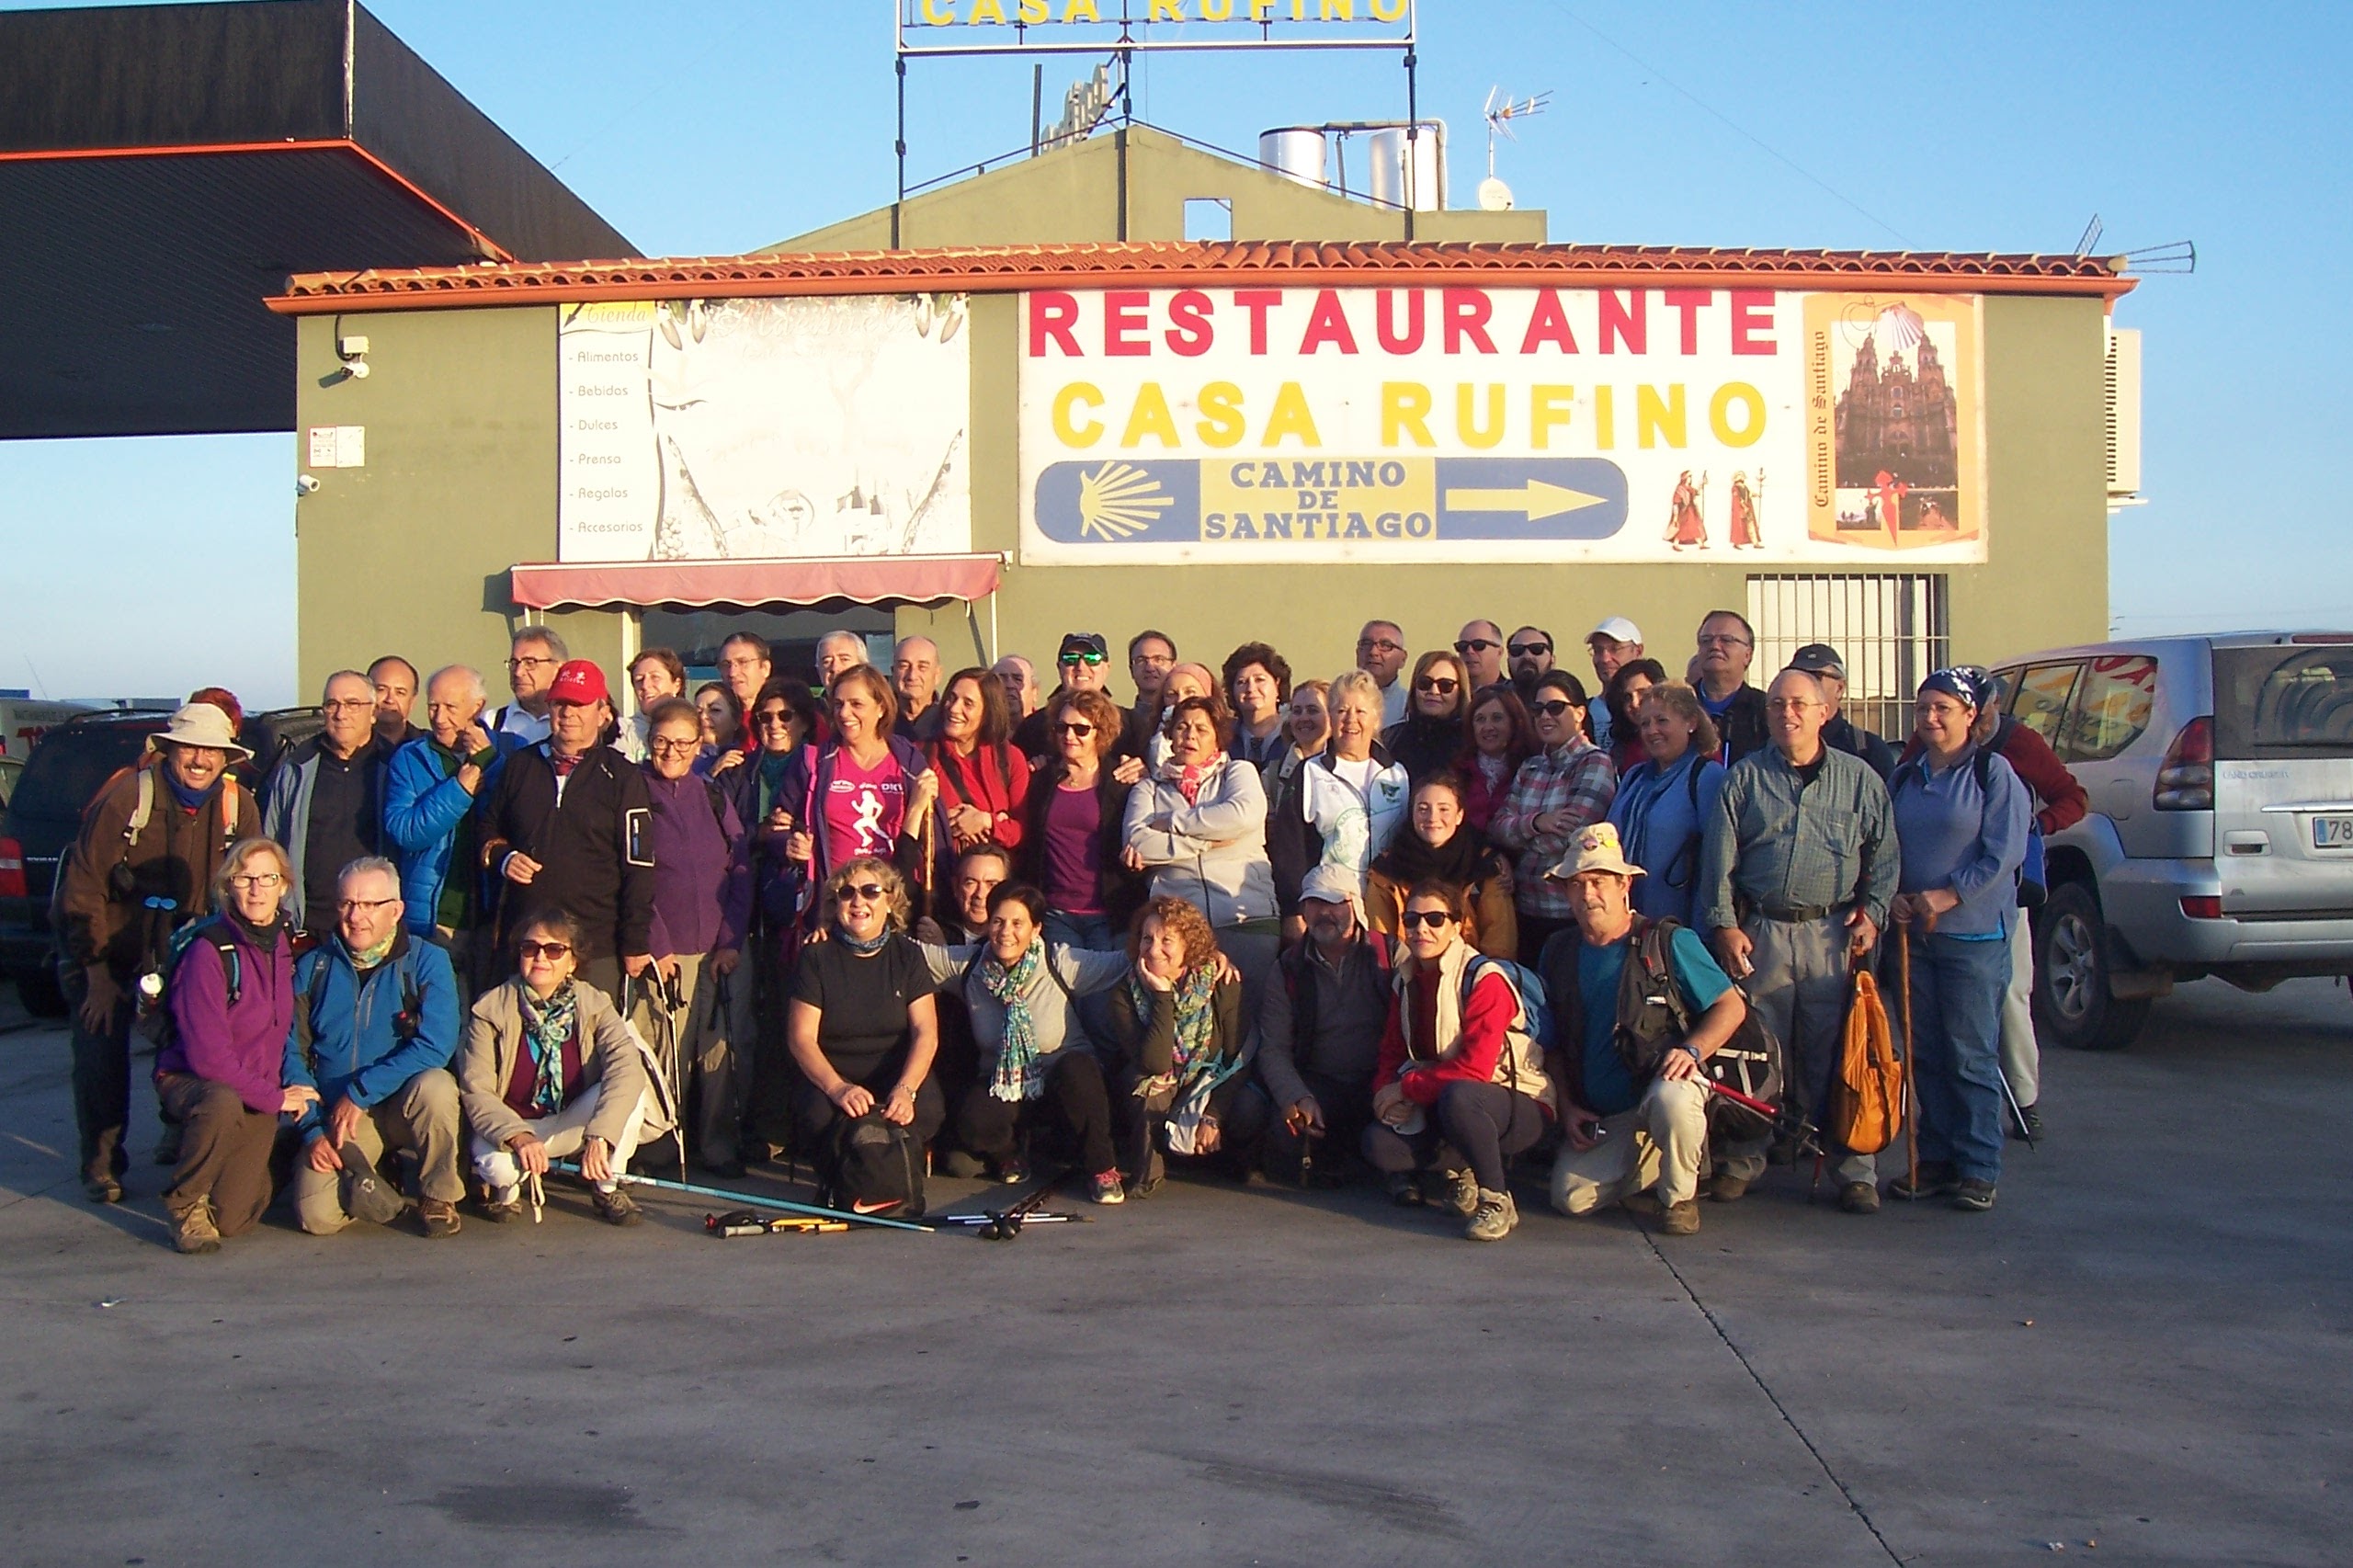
[[296, 474, 321, 496], [343, 358, 369, 380]]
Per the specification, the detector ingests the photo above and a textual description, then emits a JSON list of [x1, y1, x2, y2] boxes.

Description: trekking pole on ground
[[1995, 1062, 2037, 1150], [552, 1161, 935, 1233], [1894, 926, 1917, 1195]]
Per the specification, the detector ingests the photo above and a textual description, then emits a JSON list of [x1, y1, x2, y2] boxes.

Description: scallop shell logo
[[1076, 461, 1173, 542]]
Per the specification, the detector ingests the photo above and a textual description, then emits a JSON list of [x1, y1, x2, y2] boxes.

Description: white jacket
[[1122, 756, 1277, 929]]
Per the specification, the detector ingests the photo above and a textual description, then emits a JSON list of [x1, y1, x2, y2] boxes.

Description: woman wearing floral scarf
[[458, 911, 654, 1226], [1106, 896, 1247, 1198]]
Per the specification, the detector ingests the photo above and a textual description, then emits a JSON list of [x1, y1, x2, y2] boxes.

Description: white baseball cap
[[1588, 616, 1643, 645]]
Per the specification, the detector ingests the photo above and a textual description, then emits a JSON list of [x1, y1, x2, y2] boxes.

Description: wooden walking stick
[[1898, 922, 1918, 1197]]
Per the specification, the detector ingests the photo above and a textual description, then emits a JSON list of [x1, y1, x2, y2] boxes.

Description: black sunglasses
[[1055, 721, 1095, 736], [839, 882, 889, 903], [1530, 699, 1577, 718], [1509, 642, 1552, 658], [1400, 910, 1453, 929], [1453, 639, 1499, 653], [517, 939, 573, 960], [1414, 677, 1460, 695]]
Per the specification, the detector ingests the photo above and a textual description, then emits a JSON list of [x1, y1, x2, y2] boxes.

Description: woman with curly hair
[[1105, 895, 1247, 1198], [1017, 686, 1145, 952], [786, 857, 946, 1186]]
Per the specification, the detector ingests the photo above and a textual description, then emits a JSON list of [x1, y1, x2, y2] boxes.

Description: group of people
[[54, 604, 2083, 1253]]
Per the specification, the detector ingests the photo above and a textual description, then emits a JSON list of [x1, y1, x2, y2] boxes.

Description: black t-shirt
[[791, 935, 928, 1085], [303, 749, 379, 922]]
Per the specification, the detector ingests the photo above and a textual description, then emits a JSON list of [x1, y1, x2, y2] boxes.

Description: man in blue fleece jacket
[[283, 858, 466, 1237]]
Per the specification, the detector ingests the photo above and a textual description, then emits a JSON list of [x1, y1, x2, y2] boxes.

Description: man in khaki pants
[[1541, 824, 1749, 1237]]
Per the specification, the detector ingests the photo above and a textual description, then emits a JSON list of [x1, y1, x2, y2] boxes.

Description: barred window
[[1747, 574, 1950, 742]]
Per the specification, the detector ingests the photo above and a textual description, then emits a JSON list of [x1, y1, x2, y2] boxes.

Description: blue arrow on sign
[[1434, 458, 1628, 540]]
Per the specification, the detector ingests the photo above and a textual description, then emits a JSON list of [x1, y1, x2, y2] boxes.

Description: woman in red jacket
[[1364, 880, 1556, 1243], [926, 666, 1031, 914]]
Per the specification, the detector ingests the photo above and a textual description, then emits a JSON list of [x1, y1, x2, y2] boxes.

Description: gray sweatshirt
[[917, 941, 1131, 1069]]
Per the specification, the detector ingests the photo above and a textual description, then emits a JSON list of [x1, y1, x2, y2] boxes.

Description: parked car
[[0, 756, 19, 812], [1987, 634, 2353, 1051], [0, 707, 322, 1017]]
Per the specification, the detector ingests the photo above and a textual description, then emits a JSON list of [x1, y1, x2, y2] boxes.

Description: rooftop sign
[[897, 0, 1412, 55]]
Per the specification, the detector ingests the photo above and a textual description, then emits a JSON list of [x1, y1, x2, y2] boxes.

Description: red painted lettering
[[1518, 289, 1581, 354], [1442, 289, 1496, 354], [1029, 291, 1081, 357], [1103, 290, 1150, 357], [1663, 289, 1710, 354], [1375, 290, 1425, 354], [1233, 290, 1283, 355], [1165, 290, 1214, 357], [1598, 290, 1645, 355], [1298, 290, 1359, 355], [1731, 290, 1777, 356]]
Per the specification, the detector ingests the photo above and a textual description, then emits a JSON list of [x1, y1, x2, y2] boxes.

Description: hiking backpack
[[1460, 952, 1555, 1049], [134, 916, 244, 1051], [1890, 738, 2044, 911]]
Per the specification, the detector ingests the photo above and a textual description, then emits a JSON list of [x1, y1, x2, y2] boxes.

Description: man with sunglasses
[[1506, 626, 1557, 703], [1014, 631, 1111, 760], [285, 858, 465, 1238], [1357, 619, 1411, 727], [1453, 620, 1506, 692]]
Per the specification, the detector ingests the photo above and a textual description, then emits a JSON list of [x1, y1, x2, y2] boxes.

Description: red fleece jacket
[[1373, 968, 1518, 1106]]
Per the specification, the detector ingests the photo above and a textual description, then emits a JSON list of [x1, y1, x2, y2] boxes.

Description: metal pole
[[1115, 46, 1131, 241], [893, 53, 908, 250], [1030, 62, 1043, 155], [1404, 44, 1418, 242]]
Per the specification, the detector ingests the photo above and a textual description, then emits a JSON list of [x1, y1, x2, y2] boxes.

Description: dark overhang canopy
[[0, 0, 636, 439]]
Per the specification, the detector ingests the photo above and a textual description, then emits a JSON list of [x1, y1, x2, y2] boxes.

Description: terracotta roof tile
[[267, 239, 2134, 313]]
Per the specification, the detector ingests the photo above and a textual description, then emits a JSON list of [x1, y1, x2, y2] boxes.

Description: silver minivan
[[1988, 634, 2353, 1051]]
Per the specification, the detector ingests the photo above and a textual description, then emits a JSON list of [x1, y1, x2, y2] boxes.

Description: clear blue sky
[[3, 0, 2346, 707]]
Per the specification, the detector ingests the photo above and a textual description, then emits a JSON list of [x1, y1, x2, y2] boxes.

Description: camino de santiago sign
[[1017, 287, 1987, 565]]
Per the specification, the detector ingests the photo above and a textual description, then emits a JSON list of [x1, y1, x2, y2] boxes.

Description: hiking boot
[[153, 1123, 183, 1166], [1889, 1162, 1959, 1201], [1951, 1178, 1997, 1212], [2009, 1103, 2044, 1142], [1620, 1190, 1665, 1219], [84, 1175, 124, 1205], [171, 1200, 222, 1255], [590, 1187, 642, 1227], [1464, 1187, 1518, 1242], [1705, 1172, 1752, 1202], [1386, 1172, 1427, 1206], [479, 1198, 524, 1223], [417, 1198, 462, 1238], [940, 1150, 987, 1179], [1089, 1169, 1126, 1205], [1434, 1167, 1480, 1217], [1657, 1199, 1701, 1237], [998, 1157, 1031, 1187], [1839, 1180, 1881, 1214]]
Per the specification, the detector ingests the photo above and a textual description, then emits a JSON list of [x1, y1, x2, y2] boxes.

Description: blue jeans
[[1909, 929, 2010, 1183], [1046, 910, 1123, 1056]]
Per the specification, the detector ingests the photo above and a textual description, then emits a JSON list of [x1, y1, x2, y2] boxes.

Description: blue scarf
[[517, 981, 578, 1116], [835, 924, 891, 958], [983, 941, 1047, 1102]]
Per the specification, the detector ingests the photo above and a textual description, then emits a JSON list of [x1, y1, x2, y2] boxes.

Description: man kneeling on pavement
[[285, 857, 466, 1236], [1541, 824, 1749, 1237]]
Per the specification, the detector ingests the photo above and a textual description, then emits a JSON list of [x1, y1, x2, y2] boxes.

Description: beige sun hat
[[146, 702, 253, 762], [1546, 821, 1645, 881]]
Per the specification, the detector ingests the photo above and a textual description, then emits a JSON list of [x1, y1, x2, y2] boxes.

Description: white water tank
[[1366, 125, 1445, 211], [1258, 127, 1329, 191]]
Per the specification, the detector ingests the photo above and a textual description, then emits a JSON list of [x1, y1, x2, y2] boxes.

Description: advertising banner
[[1017, 286, 1984, 566], [559, 295, 971, 563]]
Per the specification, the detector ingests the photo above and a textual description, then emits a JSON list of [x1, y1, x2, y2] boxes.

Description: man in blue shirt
[[1538, 824, 1749, 1237]]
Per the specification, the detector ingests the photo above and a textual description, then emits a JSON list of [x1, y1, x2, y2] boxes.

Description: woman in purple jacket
[[153, 837, 315, 1254]]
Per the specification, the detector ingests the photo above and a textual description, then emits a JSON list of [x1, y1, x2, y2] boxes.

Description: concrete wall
[[292, 306, 618, 699], [773, 127, 1546, 251]]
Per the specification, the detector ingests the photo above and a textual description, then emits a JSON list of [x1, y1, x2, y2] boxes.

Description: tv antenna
[[2073, 213, 2104, 255], [1478, 86, 1550, 211]]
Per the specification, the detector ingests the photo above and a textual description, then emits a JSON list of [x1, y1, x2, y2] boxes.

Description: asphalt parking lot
[[2, 977, 2349, 1567]]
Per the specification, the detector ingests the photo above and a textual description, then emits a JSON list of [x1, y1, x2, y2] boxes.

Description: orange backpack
[[1831, 970, 1904, 1155]]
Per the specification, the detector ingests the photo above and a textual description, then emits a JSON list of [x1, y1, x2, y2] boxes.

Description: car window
[[2064, 655, 2159, 762], [2213, 644, 2353, 758], [2006, 662, 2083, 747], [6, 728, 157, 825]]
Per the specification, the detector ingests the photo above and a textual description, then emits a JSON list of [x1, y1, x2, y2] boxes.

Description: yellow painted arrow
[[1442, 478, 1609, 521]]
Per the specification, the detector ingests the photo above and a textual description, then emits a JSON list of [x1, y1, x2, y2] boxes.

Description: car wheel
[[2033, 880, 2149, 1051], [15, 964, 69, 1019]]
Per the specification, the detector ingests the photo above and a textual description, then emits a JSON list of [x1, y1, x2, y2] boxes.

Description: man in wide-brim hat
[[54, 701, 262, 1202]]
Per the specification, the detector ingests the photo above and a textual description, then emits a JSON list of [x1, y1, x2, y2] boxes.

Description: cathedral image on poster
[[1803, 294, 1984, 555]]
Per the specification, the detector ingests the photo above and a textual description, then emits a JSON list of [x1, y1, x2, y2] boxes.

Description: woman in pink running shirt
[[783, 665, 938, 928]]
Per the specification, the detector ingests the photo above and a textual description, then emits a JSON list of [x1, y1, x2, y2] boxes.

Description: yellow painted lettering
[[1201, 0, 1235, 14], [1711, 381, 1767, 447], [1053, 382, 1106, 447], [1120, 383, 1182, 449], [1019, 0, 1051, 17], [1636, 383, 1686, 449], [968, 0, 1006, 20], [1261, 382, 1322, 448], [1593, 385, 1616, 450], [1530, 385, 1574, 449], [921, 0, 955, 21], [1148, 0, 1183, 17], [1381, 382, 1434, 448], [1319, 0, 1355, 17], [1249, 0, 1277, 18], [1455, 383, 1506, 449], [1196, 381, 1246, 449], [1063, 0, 1101, 19], [1370, 0, 1410, 17]]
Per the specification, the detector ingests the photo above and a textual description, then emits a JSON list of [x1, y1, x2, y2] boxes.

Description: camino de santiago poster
[[557, 295, 971, 562], [1015, 286, 1985, 565]]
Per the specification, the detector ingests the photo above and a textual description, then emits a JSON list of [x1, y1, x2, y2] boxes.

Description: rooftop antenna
[[2073, 213, 2104, 256], [1478, 86, 1550, 211]]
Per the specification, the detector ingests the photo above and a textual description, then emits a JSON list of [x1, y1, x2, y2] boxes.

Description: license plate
[[2313, 815, 2353, 848]]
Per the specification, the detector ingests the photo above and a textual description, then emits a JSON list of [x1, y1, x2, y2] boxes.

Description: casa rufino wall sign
[[1016, 287, 1987, 565], [558, 295, 972, 563]]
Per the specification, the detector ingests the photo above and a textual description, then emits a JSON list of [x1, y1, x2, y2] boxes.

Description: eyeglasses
[[1414, 677, 1460, 696], [1356, 638, 1404, 654], [1766, 698, 1822, 712], [1060, 650, 1107, 666], [335, 898, 398, 915], [1400, 910, 1453, 929], [839, 882, 889, 903], [650, 737, 701, 756], [228, 871, 284, 890], [322, 699, 373, 714], [517, 940, 573, 960], [1054, 722, 1095, 736], [1508, 642, 1552, 658], [754, 710, 797, 727], [508, 654, 558, 669], [1530, 699, 1577, 719], [1453, 639, 1499, 654], [1697, 633, 1754, 649]]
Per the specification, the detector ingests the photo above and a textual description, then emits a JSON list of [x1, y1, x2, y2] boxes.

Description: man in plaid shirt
[[1699, 667, 1899, 1213]]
